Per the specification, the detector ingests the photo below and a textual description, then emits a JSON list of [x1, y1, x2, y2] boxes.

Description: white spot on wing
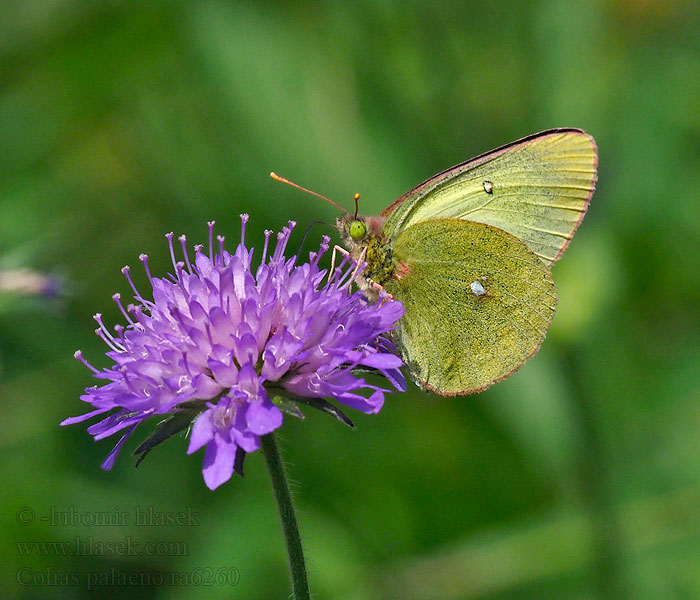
[[483, 180, 494, 194], [470, 280, 487, 297]]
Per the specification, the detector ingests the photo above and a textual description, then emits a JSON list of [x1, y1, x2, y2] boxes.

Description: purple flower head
[[63, 216, 405, 489]]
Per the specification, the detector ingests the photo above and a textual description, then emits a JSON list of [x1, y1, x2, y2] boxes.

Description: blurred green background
[[2, 1, 700, 598]]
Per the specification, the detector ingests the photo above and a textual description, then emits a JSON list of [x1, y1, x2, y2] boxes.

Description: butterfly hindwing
[[384, 218, 557, 395]]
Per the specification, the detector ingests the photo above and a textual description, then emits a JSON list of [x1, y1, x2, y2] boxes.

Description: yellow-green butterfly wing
[[384, 219, 557, 395], [382, 128, 597, 264]]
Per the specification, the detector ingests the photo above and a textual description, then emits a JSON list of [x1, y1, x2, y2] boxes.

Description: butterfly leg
[[348, 246, 367, 286], [329, 245, 367, 291], [328, 245, 394, 300], [328, 245, 351, 285], [367, 277, 394, 301]]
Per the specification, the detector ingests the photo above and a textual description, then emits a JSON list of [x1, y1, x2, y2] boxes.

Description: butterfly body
[[335, 128, 597, 395], [337, 213, 394, 296]]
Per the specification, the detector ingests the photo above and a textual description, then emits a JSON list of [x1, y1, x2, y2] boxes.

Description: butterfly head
[[336, 193, 386, 246], [337, 212, 387, 245], [349, 219, 367, 241], [337, 213, 367, 247]]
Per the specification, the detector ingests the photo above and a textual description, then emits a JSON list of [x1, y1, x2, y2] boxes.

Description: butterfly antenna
[[353, 193, 360, 219], [296, 220, 330, 256], [270, 172, 348, 214]]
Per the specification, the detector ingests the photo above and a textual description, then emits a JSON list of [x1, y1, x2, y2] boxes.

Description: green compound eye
[[349, 220, 367, 241]]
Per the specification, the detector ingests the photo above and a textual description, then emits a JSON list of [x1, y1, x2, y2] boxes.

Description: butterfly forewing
[[384, 218, 557, 395], [382, 129, 597, 265]]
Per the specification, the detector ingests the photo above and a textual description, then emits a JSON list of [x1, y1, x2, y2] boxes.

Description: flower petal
[[202, 433, 237, 490], [187, 410, 215, 454], [245, 399, 283, 435]]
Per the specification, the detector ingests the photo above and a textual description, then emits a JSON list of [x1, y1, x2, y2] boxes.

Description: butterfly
[[276, 128, 598, 395]]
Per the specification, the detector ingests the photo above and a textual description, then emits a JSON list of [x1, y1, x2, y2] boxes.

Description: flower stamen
[[179, 235, 193, 274], [74, 350, 100, 373]]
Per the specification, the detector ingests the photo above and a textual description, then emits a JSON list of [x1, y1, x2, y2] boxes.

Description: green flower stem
[[261, 432, 310, 600]]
